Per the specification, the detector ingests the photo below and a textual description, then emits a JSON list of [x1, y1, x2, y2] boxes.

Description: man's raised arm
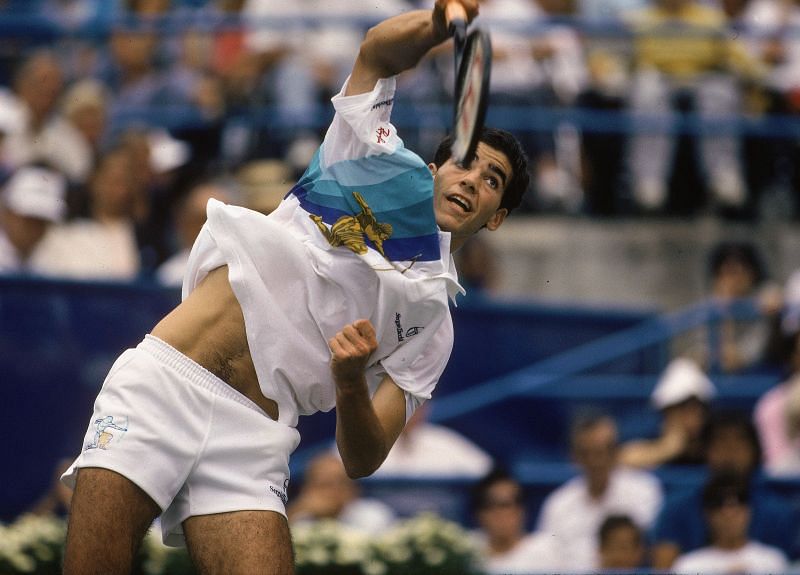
[[345, 0, 478, 96]]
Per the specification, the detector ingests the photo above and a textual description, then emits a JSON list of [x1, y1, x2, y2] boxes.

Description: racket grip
[[446, 2, 467, 39]]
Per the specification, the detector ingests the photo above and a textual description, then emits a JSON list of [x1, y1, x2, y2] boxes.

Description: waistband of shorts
[[140, 334, 267, 416]]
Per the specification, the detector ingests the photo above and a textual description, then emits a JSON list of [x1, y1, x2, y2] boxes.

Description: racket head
[[451, 28, 492, 168]]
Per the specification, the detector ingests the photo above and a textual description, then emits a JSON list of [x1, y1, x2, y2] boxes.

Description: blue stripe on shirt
[[290, 148, 441, 262]]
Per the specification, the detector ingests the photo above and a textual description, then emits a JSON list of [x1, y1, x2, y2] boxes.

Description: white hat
[[148, 129, 190, 174], [1, 166, 67, 222], [651, 357, 716, 410]]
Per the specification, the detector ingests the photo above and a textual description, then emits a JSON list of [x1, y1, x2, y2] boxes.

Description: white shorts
[[62, 335, 301, 547]]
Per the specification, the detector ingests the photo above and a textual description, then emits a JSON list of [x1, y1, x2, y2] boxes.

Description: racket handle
[[446, 1, 467, 41]]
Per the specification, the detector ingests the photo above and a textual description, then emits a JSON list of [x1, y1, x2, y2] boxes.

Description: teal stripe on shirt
[[293, 147, 439, 242]]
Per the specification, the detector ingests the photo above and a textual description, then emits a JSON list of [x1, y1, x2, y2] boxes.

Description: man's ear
[[485, 208, 508, 232], [428, 162, 437, 176]]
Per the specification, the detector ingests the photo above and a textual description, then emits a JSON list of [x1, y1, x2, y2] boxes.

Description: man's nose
[[460, 169, 479, 193]]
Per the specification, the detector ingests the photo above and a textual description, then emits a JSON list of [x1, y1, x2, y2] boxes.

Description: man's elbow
[[340, 444, 388, 479], [342, 455, 383, 479]]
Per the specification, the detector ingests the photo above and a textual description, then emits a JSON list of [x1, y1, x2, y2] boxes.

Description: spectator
[[773, 378, 800, 475], [625, 0, 764, 214], [116, 126, 192, 271], [95, 12, 206, 135], [650, 409, 799, 568], [235, 158, 292, 215], [578, 0, 646, 21], [619, 356, 716, 468], [476, 0, 587, 213], [470, 468, 562, 574], [597, 514, 647, 571], [372, 401, 493, 479], [676, 241, 780, 374], [28, 147, 141, 280], [0, 51, 85, 181], [156, 180, 236, 287], [671, 470, 789, 574], [237, 0, 410, 158], [0, 164, 68, 272], [537, 413, 663, 571], [576, 0, 643, 215], [728, 0, 800, 218], [754, 328, 800, 473], [452, 235, 500, 300], [57, 78, 111, 186], [287, 451, 396, 534]]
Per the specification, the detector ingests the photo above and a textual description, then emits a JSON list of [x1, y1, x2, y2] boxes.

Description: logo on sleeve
[[371, 98, 393, 111], [395, 313, 423, 342]]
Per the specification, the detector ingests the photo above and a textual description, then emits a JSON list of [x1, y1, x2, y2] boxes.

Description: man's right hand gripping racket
[[446, 1, 492, 168]]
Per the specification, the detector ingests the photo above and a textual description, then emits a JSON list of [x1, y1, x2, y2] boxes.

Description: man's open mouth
[[447, 194, 472, 213]]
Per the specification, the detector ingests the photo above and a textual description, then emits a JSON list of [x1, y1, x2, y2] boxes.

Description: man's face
[[572, 421, 617, 485], [429, 142, 511, 250], [477, 480, 525, 541], [706, 427, 757, 475], [705, 499, 750, 546], [600, 525, 645, 570]]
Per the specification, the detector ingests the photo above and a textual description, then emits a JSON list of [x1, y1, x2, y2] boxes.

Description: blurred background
[[3, 0, 800, 573]]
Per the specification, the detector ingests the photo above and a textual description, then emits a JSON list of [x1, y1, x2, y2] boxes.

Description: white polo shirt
[[183, 76, 462, 427]]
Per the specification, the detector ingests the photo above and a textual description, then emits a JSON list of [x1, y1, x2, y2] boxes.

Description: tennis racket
[[446, 2, 492, 168]]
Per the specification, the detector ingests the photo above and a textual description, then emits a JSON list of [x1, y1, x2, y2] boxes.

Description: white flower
[[306, 545, 329, 565]]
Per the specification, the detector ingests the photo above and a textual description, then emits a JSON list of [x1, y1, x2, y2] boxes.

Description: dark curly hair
[[433, 127, 530, 215]]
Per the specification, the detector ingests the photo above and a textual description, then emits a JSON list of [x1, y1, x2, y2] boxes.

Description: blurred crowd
[[1, 0, 800, 281], [6, 1, 800, 573]]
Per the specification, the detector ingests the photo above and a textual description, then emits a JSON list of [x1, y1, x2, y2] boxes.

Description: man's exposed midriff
[[150, 265, 279, 420]]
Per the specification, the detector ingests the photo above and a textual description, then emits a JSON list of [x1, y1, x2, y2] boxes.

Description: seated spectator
[[116, 126, 192, 271], [619, 357, 716, 468], [671, 470, 789, 574], [28, 147, 142, 280], [755, 328, 800, 474], [235, 158, 293, 215], [773, 379, 800, 476], [650, 409, 799, 568], [57, 79, 111, 185], [597, 514, 647, 572], [373, 401, 493, 479], [287, 451, 396, 534], [156, 181, 237, 287], [453, 235, 500, 300], [537, 413, 663, 571], [674, 241, 780, 375], [625, 0, 763, 214], [0, 50, 83, 182], [0, 164, 67, 272], [469, 467, 562, 574]]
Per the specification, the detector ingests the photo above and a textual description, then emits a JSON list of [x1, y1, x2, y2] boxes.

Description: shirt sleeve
[[380, 311, 454, 422], [321, 76, 403, 168]]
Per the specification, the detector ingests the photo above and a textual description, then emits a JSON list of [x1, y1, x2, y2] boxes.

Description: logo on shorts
[[85, 415, 128, 451], [269, 478, 289, 505]]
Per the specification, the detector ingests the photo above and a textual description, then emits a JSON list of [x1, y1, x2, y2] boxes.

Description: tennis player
[[61, 1, 529, 573]]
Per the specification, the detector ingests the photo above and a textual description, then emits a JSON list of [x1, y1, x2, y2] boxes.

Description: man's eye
[[485, 176, 498, 189]]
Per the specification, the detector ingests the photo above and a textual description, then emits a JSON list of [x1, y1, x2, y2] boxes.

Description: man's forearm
[[335, 378, 388, 478], [356, 9, 449, 81]]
